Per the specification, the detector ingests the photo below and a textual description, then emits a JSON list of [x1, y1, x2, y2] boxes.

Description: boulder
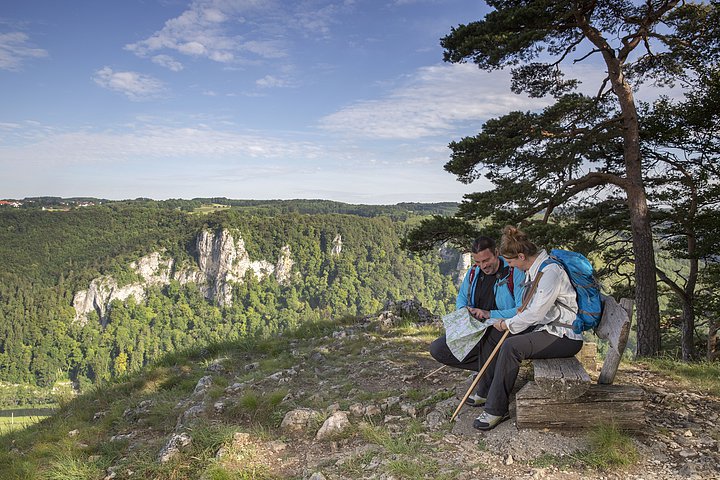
[[281, 408, 319, 432], [315, 411, 351, 440]]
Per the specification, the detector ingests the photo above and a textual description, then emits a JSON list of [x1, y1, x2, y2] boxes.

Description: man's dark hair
[[471, 236, 496, 254]]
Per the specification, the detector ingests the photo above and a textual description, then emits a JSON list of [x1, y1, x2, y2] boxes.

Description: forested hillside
[[0, 200, 459, 402]]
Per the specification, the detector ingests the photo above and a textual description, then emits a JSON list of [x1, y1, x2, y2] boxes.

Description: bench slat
[[533, 357, 591, 400], [515, 382, 645, 430]]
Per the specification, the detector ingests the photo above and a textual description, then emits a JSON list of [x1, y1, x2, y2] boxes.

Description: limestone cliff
[[456, 252, 472, 285], [331, 234, 342, 256], [438, 244, 470, 286], [274, 245, 294, 286], [72, 277, 146, 326], [73, 229, 293, 323]]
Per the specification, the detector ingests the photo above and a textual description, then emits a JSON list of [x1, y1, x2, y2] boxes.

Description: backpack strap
[[540, 256, 578, 329], [507, 266, 514, 298], [467, 266, 479, 306]]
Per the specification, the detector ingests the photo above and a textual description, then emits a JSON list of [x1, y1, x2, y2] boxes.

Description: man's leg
[[429, 334, 480, 371], [483, 332, 583, 417]]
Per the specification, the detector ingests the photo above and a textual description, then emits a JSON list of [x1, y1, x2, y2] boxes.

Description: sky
[[1, 0, 571, 203]]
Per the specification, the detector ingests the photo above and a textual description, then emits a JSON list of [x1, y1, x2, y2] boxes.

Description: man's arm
[[455, 268, 473, 310]]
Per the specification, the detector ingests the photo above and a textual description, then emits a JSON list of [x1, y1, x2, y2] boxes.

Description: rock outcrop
[[331, 234, 342, 256], [73, 229, 293, 323], [456, 252, 472, 285], [275, 245, 294, 286], [72, 277, 146, 326]]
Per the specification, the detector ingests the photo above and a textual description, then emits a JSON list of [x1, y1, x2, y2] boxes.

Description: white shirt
[[505, 249, 583, 340]]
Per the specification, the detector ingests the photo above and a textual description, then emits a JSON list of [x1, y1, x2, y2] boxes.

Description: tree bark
[[604, 61, 661, 356], [681, 301, 696, 360], [577, 12, 663, 356], [709, 318, 720, 361]]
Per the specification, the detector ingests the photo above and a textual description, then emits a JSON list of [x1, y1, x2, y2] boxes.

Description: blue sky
[[1, 0, 561, 203]]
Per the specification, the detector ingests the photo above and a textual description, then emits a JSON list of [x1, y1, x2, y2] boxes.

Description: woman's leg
[[483, 331, 583, 417]]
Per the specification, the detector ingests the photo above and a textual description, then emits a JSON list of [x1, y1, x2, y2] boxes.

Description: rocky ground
[[51, 301, 720, 480]]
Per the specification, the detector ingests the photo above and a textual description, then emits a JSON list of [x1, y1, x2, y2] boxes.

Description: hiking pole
[[423, 364, 446, 380], [449, 271, 544, 422], [450, 329, 509, 422]]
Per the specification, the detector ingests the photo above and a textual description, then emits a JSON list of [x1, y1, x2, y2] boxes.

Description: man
[[429, 236, 525, 406]]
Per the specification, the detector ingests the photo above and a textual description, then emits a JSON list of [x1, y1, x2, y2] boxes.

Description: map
[[441, 308, 490, 361]]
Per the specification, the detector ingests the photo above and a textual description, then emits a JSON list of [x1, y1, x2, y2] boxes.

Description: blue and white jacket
[[455, 257, 526, 319]]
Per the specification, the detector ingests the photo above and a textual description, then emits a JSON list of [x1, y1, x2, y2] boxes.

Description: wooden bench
[[515, 297, 645, 430]]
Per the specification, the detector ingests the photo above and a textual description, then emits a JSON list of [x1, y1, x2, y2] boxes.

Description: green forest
[[0, 200, 460, 405]]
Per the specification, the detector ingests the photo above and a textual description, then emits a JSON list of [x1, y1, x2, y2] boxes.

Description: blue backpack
[[540, 249, 603, 334]]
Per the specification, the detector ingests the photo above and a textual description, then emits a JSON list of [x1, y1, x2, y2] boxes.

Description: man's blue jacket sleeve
[[455, 268, 473, 310]]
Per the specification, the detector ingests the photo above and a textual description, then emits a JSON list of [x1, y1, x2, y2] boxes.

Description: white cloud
[[92, 67, 165, 101], [124, 0, 348, 66], [152, 54, 184, 71], [125, 1, 268, 64], [256, 74, 290, 88], [0, 32, 48, 71], [319, 63, 551, 139]]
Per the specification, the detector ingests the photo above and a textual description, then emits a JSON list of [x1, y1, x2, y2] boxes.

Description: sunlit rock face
[[72, 229, 293, 323]]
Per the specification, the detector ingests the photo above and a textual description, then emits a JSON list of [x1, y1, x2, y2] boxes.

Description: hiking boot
[[464, 393, 486, 407], [473, 411, 509, 430]]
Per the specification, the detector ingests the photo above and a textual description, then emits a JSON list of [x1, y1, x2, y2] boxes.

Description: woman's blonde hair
[[499, 225, 538, 258]]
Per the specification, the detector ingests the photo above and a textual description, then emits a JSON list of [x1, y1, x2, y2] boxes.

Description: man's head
[[471, 236, 501, 275]]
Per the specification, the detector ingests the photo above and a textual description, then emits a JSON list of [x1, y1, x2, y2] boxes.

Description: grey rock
[[349, 403, 365, 417], [206, 361, 225, 373], [316, 411, 351, 440], [193, 376, 213, 396], [281, 408, 319, 432], [158, 432, 192, 463]]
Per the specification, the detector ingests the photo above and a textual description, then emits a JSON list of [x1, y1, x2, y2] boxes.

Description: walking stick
[[449, 271, 544, 422], [423, 364, 446, 380]]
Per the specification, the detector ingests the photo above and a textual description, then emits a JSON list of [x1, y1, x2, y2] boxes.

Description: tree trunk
[[609, 62, 662, 357], [708, 318, 720, 361], [681, 301, 696, 360], [626, 186, 661, 356]]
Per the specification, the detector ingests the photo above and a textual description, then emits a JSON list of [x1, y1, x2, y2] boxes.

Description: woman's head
[[500, 225, 538, 270]]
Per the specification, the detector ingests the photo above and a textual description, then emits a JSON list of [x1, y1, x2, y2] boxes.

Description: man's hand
[[468, 308, 490, 320], [493, 320, 508, 332]]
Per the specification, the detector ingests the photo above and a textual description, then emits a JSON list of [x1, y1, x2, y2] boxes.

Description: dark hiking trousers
[[429, 328, 522, 397], [483, 330, 583, 416]]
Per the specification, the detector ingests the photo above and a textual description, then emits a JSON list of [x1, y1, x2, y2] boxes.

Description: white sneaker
[[464, 393, 486, 407], [473, 410, 509, 430]]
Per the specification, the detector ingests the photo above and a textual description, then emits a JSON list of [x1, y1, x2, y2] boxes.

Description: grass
[[576, 424, 639, 469], [336, 450, 377, 477], [530, 424, 639, 471], [386, 457, 459, 479], [43, 453, 104, 480], [641, 357, 720, 396], [191, 204, 232, 215], [415, 389, 455, 410], [0, 415, 49, 433], [359, 421, 424, 455], [224, 389, 289, 427]]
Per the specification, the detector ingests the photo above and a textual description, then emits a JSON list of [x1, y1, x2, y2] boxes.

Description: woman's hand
[[493, 320, 508, 332]]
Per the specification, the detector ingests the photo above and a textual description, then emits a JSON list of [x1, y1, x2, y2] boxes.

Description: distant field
[[0, 407, 55, 433], [192, 203, 232, 214]]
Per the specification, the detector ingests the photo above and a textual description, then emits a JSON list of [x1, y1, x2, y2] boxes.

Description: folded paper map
[[441, 308, 490, 361]]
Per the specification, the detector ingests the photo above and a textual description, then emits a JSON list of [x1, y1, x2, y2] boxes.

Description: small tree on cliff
[[409, 1, 719, 357]]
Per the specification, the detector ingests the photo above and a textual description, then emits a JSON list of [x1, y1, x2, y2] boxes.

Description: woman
[[473, 225, 584, 430]]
